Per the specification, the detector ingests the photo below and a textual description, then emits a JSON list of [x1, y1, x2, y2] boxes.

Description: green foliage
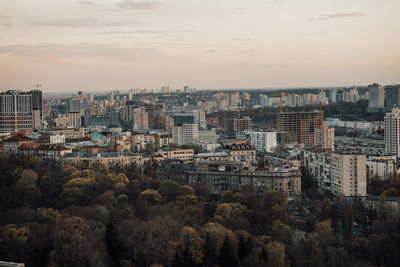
[[0, 155, 400, 266]]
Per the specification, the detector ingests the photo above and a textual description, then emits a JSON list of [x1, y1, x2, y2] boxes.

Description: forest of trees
[[1, 155, 400, 266]]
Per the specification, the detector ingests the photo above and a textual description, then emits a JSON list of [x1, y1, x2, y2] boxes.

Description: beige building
[[314, 124, 335, 151], [155, 148, 194, 162], [331, 151, 367, 197], [172, 123, 198, 145], [64, 152, 144, 168]]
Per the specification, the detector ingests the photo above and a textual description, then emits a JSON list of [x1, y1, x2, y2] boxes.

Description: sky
[[0, 0, 399, 92]]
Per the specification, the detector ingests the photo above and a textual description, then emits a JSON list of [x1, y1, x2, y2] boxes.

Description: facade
[[314, 124, 335, 151], [53, 112, 82, 129], [330, 151, 367, 197], [173, 113, 195, 125], [155, 148, 194, 162], [172, 123, 198, 145], [250, 131, 277, 152], [366, 155, 396, 181], [18, 143, 72, 160], [3, 133, 35, 153], [63, 152, 144, 168], [384, 107, 400, 157], [368, 83, 385, 112], [276, 111, 322, 145], [0, 90, 42, 131], [157, 160, 301, 198], [303, 148, 332, 191], [385, 85, 400, 109]]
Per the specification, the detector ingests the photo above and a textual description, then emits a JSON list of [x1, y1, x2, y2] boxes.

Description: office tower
[[173, 123, 198, 145], [331, 151, 367, 197], [315, 124, 335, 150], [384, 107, 400, 157], [276, 111, 322, 145], [0, 90, 43, 131], [385, 85, 400, 109], [368, 83, 384, 112]]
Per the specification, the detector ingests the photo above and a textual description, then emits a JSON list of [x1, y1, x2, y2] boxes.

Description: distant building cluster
[[1, 83, 399, 198]]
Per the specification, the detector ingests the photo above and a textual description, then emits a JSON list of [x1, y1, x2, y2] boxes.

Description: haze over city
[[0, 0, 399, 92]]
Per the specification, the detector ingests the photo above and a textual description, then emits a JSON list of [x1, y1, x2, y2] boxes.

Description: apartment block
[[276, 111, 322, 145], [331, 151, 367, 197]]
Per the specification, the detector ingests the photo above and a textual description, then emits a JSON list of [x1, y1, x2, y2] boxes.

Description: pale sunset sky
[[0, 0, 399, 92]]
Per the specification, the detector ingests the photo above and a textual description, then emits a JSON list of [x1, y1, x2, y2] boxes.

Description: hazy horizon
[[1, 0, 399, 92]]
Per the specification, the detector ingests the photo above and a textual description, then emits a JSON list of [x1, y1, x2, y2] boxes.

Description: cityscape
[[1, 0, 400, 267]]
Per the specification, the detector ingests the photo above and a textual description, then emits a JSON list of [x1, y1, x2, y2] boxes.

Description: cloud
[[0, 43, 162, 62], [309, 12, 366, 21], [95, 29, 195, 35], [78, 0, 95, 6], [231, 38, 251, 41], [310, 32, 328, 35], [115, 0, 160, 10], [33, 18, 142, 28]]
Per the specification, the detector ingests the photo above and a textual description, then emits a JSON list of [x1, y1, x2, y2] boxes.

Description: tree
[[219, 235, 238, 267]]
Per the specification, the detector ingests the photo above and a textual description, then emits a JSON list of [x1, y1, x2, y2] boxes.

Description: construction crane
[[273, 93, 285, 113], [27, 83, 42, 90]]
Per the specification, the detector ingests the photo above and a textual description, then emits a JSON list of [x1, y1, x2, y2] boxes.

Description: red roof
[[5, 134, 35, 143]]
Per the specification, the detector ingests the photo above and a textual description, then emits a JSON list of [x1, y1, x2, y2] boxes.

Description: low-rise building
[[63, 152, 144, 168], [366, 155, 396, 180], [154, 147, 194, 162], [157, 160, 301, 199]]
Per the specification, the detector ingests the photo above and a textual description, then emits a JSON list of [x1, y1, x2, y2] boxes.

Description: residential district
[[0, 84, 399, 201], [2, 84, 400, 266]]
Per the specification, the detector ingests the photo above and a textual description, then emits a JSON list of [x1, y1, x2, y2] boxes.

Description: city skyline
[[0, 0, 399, 92]]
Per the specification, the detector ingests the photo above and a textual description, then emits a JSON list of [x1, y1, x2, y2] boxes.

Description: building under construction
[[224, 110, 251, 138], [276, 111, 322, 145]]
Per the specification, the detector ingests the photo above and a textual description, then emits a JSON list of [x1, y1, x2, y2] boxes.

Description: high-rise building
[[276, 111, 322, 145], [314, 124, 335, 151], [368, 83, 384, 112], [0, 90, 42, 131], [173, 123, 198, 145], [250, 131, 277, 152], [384, 107, 400, 157], [331, 151, 367, 197], [385, 85, 400, 109]]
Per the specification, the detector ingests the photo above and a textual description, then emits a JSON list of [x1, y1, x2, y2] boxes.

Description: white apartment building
[[384, 108, 400, 157], [250, 131, 277, 152], [331, 152, 367, 197], [172, 123, 198, 145], [367, 155, 396, 180], [314, 124, 335, 151]]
